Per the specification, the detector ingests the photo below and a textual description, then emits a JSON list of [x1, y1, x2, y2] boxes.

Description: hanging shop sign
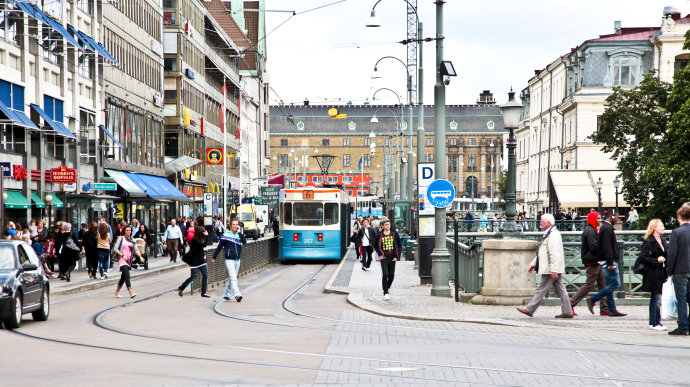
[[206, 148, 223, 165], [12, 165, 27, 181], [51, 165, 77, 184]]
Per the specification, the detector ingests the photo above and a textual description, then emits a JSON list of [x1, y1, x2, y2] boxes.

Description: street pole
[[430, 0, 450, 297], [416, 21, 425, 173], [395, 126, 401, 198], [302, 149, 307, 187], [407, 75, 414, 233], [400, 114, 407, 201]]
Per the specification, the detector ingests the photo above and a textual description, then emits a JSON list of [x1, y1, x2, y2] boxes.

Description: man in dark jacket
[[213, 219, 247, 302], [357, 218, 377, 271], [373, 218, 402, 300], [272, 215, 280, 237], [587, 209, 626, 317], [667, 203, 690, 336], [569, 212, 608, 315]]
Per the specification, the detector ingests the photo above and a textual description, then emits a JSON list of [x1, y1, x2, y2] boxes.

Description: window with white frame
[[612, 56, 639, 86], [343, 175, 353, 184], [312, 175, 323, 184], [343, 138, 350, 146], [343, 154, 350, 167], [297, 176, 304, 184], [363, 154, 371, 167], [327, 176, 338, 184], [364, 138, 371, 146], [449, 138, 457, 146], [384, 137, 392, 146], [0, 7, 21, 46], [468, 154, 476, 168], [80, 110, 96, 164], [426, 138, 433, 146], [426, 154, 434, 162], [468, 138, 476, 145]]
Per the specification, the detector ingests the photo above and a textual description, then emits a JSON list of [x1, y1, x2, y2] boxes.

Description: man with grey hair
[[517, 213, 573, 318], [131, 218, 140, 237]]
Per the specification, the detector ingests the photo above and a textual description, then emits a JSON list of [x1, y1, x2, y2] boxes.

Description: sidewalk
[[326, 249, 667, 332]]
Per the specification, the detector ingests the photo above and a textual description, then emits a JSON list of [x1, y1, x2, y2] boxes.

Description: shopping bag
[[661, 279, 678, 320]]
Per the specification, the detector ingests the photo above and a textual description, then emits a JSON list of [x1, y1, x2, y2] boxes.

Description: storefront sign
[[94, 183, 117, 191], [51, 165, 77, 184], [63, 183, 77, 192], [203, 193, 213, 225], [260, 186, 280, 208], [113, 203, 124, 219], [12, 165, 27, 181], [206, 148, 223, 165], [0, 162, 10, 177]]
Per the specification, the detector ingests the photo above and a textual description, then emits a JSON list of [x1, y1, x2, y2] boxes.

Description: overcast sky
[[264, 0, 689, 106]]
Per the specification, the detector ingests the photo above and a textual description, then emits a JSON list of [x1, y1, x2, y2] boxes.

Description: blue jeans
[[179, 265, 208, 295], [591, 262, 619, 312], [673, 273, 690, 333], [224, 259, 241, 298], [649, 293, 662, 327], [97, 249, 109, 277]]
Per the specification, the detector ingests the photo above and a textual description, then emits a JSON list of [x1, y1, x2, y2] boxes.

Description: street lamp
[[45, 194, 53, 225], [613, 176, 620, 217], [596, 177, 603, 214], [499, 89, 523, 233]]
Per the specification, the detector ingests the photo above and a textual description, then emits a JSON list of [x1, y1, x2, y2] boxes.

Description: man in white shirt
[[357, 218, 376, 271], [164, 219, 184, 262], [626, 207, 639, 230]]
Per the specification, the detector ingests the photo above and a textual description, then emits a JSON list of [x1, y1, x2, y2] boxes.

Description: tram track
[[7, 263, 685, 385]]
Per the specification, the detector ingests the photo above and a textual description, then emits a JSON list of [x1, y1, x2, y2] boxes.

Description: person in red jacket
[[373, 218, 402, 301], [569, 211, 608, 316]]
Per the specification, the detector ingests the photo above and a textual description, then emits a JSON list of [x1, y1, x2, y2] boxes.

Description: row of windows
[[278, 137, 487, 147], [105, 101, 164, 169], [103, 27, 162, 91], [181, 80, 203, 115], [0, 8, 21, 46], [112, 0, 161, 40], [182, 36, 204, 76]]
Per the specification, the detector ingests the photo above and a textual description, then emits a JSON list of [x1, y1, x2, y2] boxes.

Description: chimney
[[663, 6, 682, 20], [303, 98, 309, 106], [614, 21, 622, 35], [476, 90, 496, 105]]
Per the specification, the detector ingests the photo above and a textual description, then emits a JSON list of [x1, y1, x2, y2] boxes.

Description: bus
[[279, 188, 350, 261]]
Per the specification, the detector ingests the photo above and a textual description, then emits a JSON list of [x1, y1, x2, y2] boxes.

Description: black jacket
[[374, 230, 402, 259], [56, 231, 81, 264], [580, 223, 599, 265], [82, 231, 98, 256], [182, 238, 208, 267], [357, 226, 377, 246], [667, 223, 690, 276], [640, 236, 668, 294], [134, 229, 154, 246], [272, 218, 279, 234], [598, 221, 619, 266]]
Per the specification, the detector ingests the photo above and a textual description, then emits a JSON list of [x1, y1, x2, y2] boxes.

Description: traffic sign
[[417, 162, 435, 215], [93, 183, 117, 191], [426, 179, 455, 208]]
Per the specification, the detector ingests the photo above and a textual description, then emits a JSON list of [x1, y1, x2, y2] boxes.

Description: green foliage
[[590, 64, 690, 220], [496, 171, 507, 211]]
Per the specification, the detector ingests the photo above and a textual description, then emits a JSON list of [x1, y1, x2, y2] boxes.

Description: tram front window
[[324, 203, 339, 225], [293, 202, 323, 226], [282, 203, 292, 225]]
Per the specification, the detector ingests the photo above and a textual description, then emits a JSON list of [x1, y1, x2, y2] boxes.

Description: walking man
[[569, 211, 608, 316], [357, 218, 376, 271], [164, 219, 184, 262], [517, 214, 572, 318], [666, 203, 690, 336], [373, 218, 401, 300], [587, 209, 627, 317], [213, 219, 247, 302]]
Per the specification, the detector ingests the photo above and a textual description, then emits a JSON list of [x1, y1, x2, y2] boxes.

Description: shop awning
[[15, 1, 84, 50], [4, 191, 31, 209], [104, 169, 145, 195], [125, 172, 189, 200], [164, 155, 202, 176], [49, 195, 64, 208], [549, 170, 629, 209], [98, 125, 123, 148], [31, 192, 46, 209], [67, 24, 120, 66], [268, 174, 285, 188], [30, 104, 77, 139], [0, 100, 38, 129]]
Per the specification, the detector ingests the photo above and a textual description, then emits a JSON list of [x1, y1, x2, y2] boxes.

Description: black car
[[0, 241, 50, 328]]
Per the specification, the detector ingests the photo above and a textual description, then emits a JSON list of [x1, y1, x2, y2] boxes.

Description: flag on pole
[[220, 81, 226, 133], [358, 156, 363, 172]]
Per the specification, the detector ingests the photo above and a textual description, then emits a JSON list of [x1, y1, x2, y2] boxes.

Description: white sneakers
[[384, 294, 390, 300], [652, 325, 667, 331]]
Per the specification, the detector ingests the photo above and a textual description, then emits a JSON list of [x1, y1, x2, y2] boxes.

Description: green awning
[[4, 191, 31, 209], [31, 192, 46, 208], [49, 195, 64, 208]]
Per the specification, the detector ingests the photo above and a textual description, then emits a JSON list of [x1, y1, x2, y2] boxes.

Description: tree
[[590, 32, 690, 220], [496, 171, 507, 211]]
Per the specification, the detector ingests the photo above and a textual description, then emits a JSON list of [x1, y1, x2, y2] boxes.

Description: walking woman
[[96, 223, 111, 279], [82, 222, 99, 279], [641, 219, 668, 330], [178, 226, 210, 297], [112, 225, 141, 298]]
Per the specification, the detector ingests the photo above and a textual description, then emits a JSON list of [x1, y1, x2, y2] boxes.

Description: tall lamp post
[[45, 194, 53, 225], [613, 176, 620, 218], [498, 89, 522, 233], [596, 177, 603, 214]]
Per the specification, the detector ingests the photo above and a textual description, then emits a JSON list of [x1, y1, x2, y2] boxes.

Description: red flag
[[220, 81, 226, 133], [235, 93, 241, 140]]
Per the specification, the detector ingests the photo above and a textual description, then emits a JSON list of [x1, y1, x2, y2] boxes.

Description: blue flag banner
[[358, 156, 363, 172]]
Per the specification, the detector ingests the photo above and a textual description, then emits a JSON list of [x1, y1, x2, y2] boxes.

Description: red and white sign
[[51, 165, 77, 184]]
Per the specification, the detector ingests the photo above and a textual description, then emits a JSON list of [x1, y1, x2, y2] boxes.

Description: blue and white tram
[[279, 188, 350, 261], [350, 195, 383, 218]]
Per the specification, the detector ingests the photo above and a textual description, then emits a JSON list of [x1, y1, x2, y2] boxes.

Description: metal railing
[[447, 219, 588, 233], [190, 237, 280, 292], [446, 221, 667, 301]]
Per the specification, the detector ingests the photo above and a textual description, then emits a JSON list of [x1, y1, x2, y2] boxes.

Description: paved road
[[3, 257, 690, 386]]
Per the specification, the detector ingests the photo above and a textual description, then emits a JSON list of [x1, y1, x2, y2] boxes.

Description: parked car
[[0, 241, 50, 328]]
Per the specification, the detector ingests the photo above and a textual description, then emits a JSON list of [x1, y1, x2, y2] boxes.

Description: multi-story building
[[269, 99, 506, 208], [514, 9, 689, 216]]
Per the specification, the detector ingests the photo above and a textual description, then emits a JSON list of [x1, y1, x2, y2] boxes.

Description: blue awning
[[16, 2, 84, 50], [124, 172, 188, 200], [98, 125, 123, 148], [30, 104, 77, 139], [0, 100, 38, 129], [67, 24, 119, 66]]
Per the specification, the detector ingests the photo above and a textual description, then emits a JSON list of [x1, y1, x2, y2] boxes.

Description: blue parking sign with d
[[426, 179, 455, 208]]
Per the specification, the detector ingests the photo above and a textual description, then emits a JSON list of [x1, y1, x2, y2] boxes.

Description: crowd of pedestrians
[[352, 216, 402, 300]]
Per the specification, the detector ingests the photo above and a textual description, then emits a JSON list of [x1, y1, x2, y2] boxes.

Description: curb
[[323, 245, 353, 295], [51, 262, 187, 295]]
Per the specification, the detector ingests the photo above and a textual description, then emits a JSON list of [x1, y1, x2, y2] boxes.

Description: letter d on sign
[[422, 167, 433, 179]]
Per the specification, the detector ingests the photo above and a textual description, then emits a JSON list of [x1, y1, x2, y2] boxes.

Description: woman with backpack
[[112, 225, 142, 298], [178, 226, 210, 298]]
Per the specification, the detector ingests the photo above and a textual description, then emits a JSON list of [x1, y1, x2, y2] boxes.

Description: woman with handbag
[[82, 222, 99, 279], [112, 225, 141, 298], [178, 226, 210, 297], [56, 223, 81, 282], [640, 219, 668, 331]]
